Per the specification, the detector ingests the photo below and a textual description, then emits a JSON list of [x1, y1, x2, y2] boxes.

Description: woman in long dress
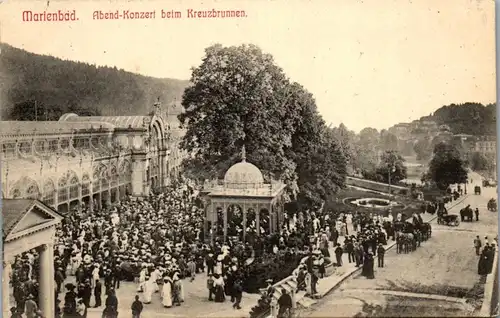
[[161, 277, 172, 308], [142, 276, 153, 304], [137, 267, 147, 292], [172, 275, 182, 306], [365, 253, 375, 279], [213, 274, 225, 302]]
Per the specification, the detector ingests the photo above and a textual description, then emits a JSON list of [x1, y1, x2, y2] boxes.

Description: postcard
[[0, 0, 497, 317]]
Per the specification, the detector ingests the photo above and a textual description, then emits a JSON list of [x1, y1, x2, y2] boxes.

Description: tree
[[178, 44, 347, 206], [1, 43, 186, 120], [413, 137, 433, 161], [330, 123, 355, 169], [375, 150, 407, 184], [469, 152, 495, 172], [295, 128, 347, 206], [380, 130, 399, 151], [433, 102, 497, 136], [178, 44, 297, 181], [427, 142, 468, 190]]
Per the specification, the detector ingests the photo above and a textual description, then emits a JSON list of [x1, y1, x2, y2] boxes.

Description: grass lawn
[[325, 188, 424, 218]]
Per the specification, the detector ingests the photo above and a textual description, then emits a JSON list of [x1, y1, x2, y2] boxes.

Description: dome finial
[[241, 145, 246, 162]]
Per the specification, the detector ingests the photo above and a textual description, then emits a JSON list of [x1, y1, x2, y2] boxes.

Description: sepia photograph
[[0, 0, 498, 317]]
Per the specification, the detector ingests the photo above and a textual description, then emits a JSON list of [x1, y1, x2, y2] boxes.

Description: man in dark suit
[[94, 279, 102, 308]]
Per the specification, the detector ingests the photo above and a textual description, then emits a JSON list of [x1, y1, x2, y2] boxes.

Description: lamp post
[[388, 163, 396, 197]]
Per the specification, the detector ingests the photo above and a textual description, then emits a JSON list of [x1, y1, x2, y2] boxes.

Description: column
[[89, 183, 94, 213], [256, 206, 260, 236], [269, 204, 273, 234], [106, 189, 112, 206], [242, 203, 247, 242], [38, 243, 54, 318], [3, 259, 12, 317], [223, 202, 228, 242]]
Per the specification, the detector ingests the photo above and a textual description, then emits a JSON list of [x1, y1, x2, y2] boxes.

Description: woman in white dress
[[162, 277, 173, 308], [137, 267, 147, 292], [91, 264, 100, 289], [142, 276, 154, 304]]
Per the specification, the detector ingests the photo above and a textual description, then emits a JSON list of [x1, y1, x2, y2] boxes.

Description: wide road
[[304, 172, 498, 317]]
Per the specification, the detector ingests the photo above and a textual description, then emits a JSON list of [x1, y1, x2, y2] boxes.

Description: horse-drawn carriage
[[460, 205, 474, 222], [438, 214, 460, 226], [475, 186, 481, 195], [488, 198, 497, 212], [437, 206, 460, 226]]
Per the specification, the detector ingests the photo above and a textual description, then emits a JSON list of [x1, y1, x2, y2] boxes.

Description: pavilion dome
[[224, 160, 264, 187]]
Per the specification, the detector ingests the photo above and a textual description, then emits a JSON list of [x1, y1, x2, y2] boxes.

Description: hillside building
[[0, 101, 186, 214], [474, 136, 497, 154]]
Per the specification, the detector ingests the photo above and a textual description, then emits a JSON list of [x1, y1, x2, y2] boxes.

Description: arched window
[[10, 188, 21, 199], [82, 174, 91, 196], [58, 175, 68, 203], [110, 165, 118, 187], [101, 166, 109, 190], [43, 179, 56, 207], [25, 182, 40, 200], [126, 161, 132, 183], [69, 176, 79, 200], [93, 166, 101, 192]]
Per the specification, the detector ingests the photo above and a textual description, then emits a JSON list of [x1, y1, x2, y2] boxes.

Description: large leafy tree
[[178, 44, 296, 181], [375, 150, 407, 184], [380, 130, 399, 151], [179, 44, 346, 205], [413, 136, 433, 161], [427, 142, 468, 189], [296, 129, 347, 206], [469, 152, 495, 172]]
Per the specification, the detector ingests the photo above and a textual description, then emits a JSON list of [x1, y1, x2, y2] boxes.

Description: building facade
[[474, 136, 497, 154], [0, 102, 186, 213]]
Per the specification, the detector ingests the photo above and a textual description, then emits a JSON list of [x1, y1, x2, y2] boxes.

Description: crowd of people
[[6, 175, 493, 318], [475, 235, 497, 276]]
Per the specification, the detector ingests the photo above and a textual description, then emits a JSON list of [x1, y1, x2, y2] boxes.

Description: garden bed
[[325, 188, 422, 218]]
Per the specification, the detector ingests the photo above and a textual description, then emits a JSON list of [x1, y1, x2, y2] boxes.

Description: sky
[[0, 0, 496, 132]]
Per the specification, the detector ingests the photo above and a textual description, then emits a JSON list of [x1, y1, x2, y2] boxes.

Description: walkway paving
[[303, 194, 469, 308], [343, 289, 468, 304]]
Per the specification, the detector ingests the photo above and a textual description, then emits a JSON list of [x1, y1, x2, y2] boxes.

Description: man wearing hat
[[377, 244, 385, 268], [24, 294, 38, 318], [206, 253, 215, 275]]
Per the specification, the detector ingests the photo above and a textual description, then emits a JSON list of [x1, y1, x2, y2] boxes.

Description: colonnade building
[[0, 102, 186, 213]]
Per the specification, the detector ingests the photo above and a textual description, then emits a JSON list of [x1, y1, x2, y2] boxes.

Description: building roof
[[60, 113, 150, 129], [0, 121, 115, 136], [2, 199, 35, 238], [2, 199, 63, 240], [224, 160, 265, 188]]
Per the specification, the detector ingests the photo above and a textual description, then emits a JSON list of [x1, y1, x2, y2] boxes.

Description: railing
[[480, 251, 499, 316]]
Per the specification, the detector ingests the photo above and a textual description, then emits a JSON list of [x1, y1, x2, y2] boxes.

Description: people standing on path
[[345, 238, 354, 263], [94, 279, 102, 308], [474, 236, 482, 255], [277, 288, 292, 318], [377, 244, 385, 268], [131, 295, 143, 318], [334, 244, 343, 266], [362, 253, 375, 279], [207, 274, 215, 301], [232, 278, 243, 310], [475, 208, 479, 221]]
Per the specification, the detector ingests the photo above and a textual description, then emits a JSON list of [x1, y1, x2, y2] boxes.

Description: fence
[[480, 251, 499, 316]]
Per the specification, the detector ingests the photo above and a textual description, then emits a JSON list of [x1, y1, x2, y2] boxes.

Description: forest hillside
[[0, 43, 189, 121]]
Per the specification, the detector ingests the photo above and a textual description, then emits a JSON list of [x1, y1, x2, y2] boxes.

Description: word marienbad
[[22, 9, 247, 21]]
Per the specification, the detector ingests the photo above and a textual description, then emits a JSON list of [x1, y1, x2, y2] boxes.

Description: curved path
[[304, 172, 498, 317]]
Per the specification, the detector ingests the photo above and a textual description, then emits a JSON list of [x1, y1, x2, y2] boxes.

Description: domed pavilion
[[202, 147, 287, 243]]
